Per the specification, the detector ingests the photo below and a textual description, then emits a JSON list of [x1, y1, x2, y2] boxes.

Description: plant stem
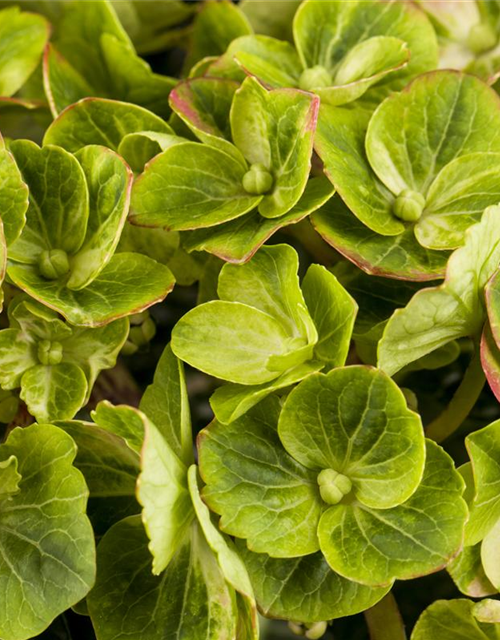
[[425, 345, 485, 443], [364, 593, 407, 640]]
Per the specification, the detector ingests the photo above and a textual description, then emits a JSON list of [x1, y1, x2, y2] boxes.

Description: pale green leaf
[[0, 140, 29, 246], [237, 543, 389, 623], [91, 400, 145, 453], [140, 343, 193, 467], [411, 599, 498, 640], [198, 397, 324, 558], [448, 543, 497, 597], [20, 362, 88, 422], [0, 456, 21, 501]]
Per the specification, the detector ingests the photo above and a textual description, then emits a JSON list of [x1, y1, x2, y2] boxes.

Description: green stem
[[425, 345, 485, 444], [364, 593, 407, 640]]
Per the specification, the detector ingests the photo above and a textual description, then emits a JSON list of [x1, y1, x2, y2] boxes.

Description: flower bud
[[393, 189, 425, 222], [467, 23, 497, 55], [317, 468, 352, 505], [37, 340, 63, 366], [38, 249, 70, 280], [121, 311, 156, 355], [305, 621, 328, 639], [299, 65, 332, 91], [242, 163, 274, 195]]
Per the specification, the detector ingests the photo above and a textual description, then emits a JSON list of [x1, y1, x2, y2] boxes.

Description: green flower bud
[[38, 249, 70, 280], [242, 163, 274, 195], [317, 468, 352, 505], [37, 340, 63, 366], [467, 22, 497, 55], [393, 189, 426, 222], [298, 65, 332, 91], [122, 311, 156, 355], [305, 621, 328, 640]]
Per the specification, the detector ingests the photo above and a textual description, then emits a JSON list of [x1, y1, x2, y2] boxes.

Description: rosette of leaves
[[223, 0, 437, 108], [0, 295, 128, 422], [198, 366, 468, 586], [449, 419, 500, 598], [411, 598, 500, 639], [64, 345, 260, 640], [5, 139, 175, 326], [417, 0, 500, 80], [171, 243, 357, 423], [0, 423, 95, 640], [313, 70, 500, 280], [42, 0, 176, 118], [130, 75, 336, 263]]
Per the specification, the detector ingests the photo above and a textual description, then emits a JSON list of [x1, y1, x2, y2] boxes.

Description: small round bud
[[242, 163, 274, 195], [38, 249, 70, 280], [305, 621, 328, 640], [288, 621, 305, 636], [298, 65, 332, 91], [317, 468, 352, 505], [468, 22, 497, 55], [37, 340, 63, 366], [393, 189, 426, 222], [122, 311, 156, 354]]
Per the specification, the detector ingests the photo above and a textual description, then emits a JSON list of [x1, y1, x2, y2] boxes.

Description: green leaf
[[210, 360, 324, 425], [129, 141, 261, 230], [188, 465, 254, 600], [0, 455, 21, 501], [239, 0, 300, 41], [448, 543, 497, 597], [481, 323, 500, 404], [62, 318, 129, 400], [366, 72, 500, 198], [465, 419, 500, 545], [0, 137, 29, 246], [57, 420, 140, 535], [0, 328, 37, 389], [169, 77, 239, 156], [91, 400, 145, 453], [117, 131, 185, 173], [301, 264, 357, 367], [172, 300, 296, 384], [9, 141, 89, 264], [0, 424, 95, 640], [293, 0, 438, 98], [43, 44, 95, 118], [318, 440, 467, 586], [237, 543, 389, 623], [43, 97, 172, 153], [230, 77, 318, 218], [8, 252, 175, 327], [315, 105, 401, 236], [0, 7, 50, 97], [231, 34, 302, 88], [68, 145, 133, 290], [53, 0, 131, 94], [279, 366, 425, 509], [20, 362, 88, 422], [379, 206, 500, 376], [416, 152, 500, 250], [137, 409, 193, 575], [140, 343, 193, 466], [317, 36, 410, 107], [198, 397, 324, 557], [185, 0, 252, 70], [312, 196, 448, 281], [87, 516, 238, 640], [411, 599, 499, 640], [481, 518, 500, 591], [100, 33, 176, 119], [183, 175, 334, 263], [217, 244, 312, 340]]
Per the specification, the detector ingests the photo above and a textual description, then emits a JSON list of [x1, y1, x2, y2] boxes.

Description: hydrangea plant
[[2, 1, 500, 639]]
